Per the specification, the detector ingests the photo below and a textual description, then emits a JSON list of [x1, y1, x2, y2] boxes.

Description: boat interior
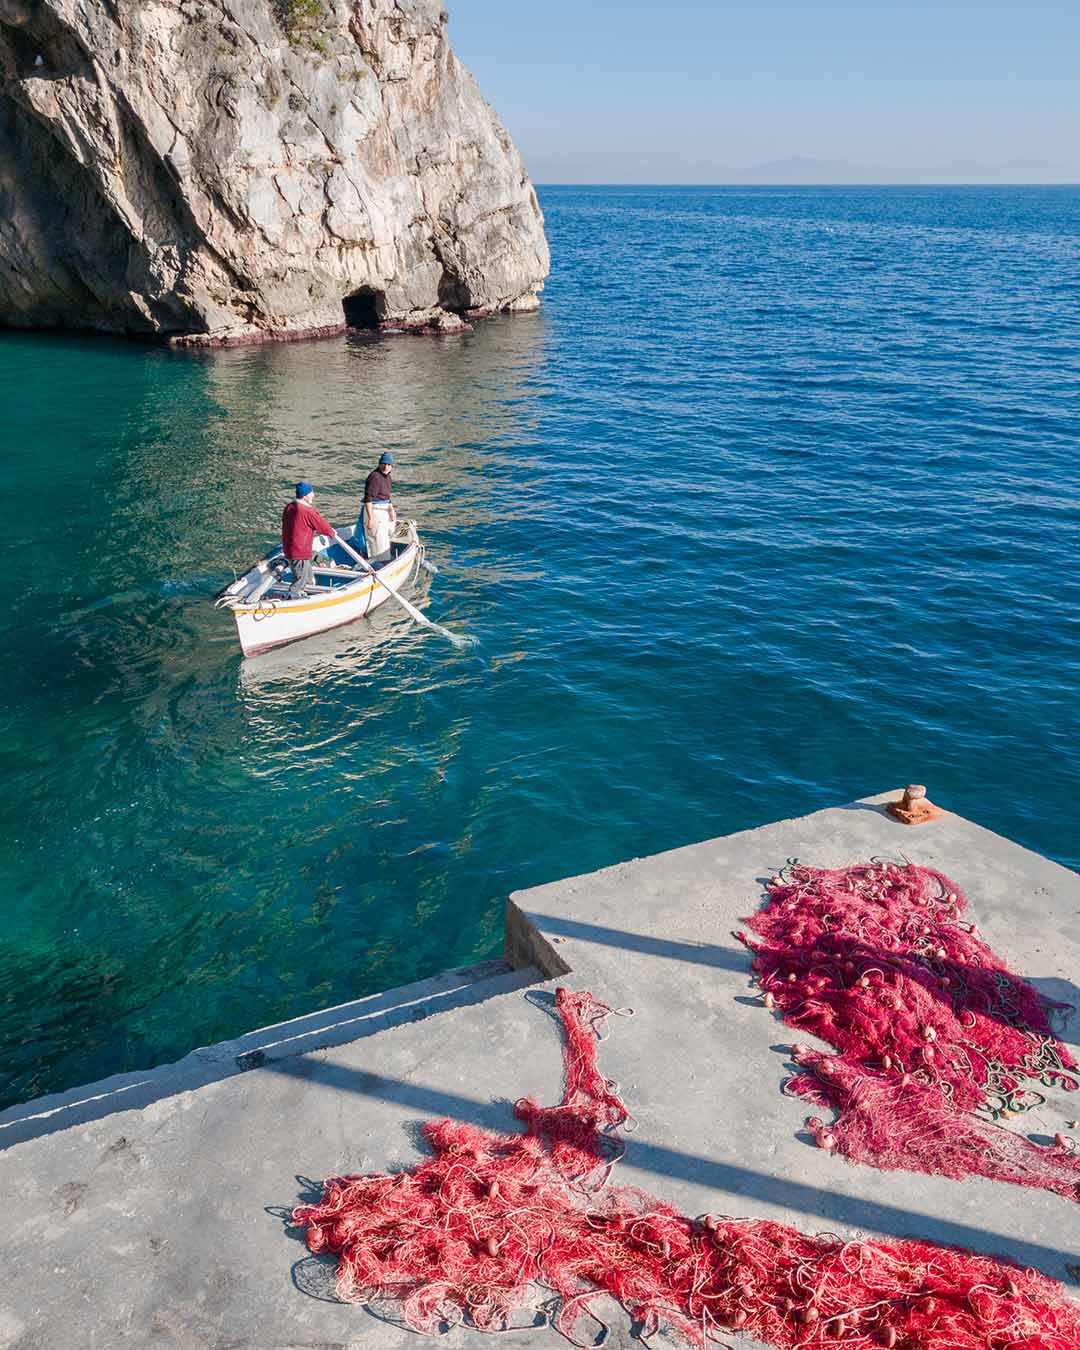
[[258, 536, 411, 601]]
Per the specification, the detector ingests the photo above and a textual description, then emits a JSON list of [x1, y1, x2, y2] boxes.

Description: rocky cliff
[[0, 0, 548, 342]]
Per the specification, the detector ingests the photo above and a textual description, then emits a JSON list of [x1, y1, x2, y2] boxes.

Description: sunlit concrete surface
[[0, 791, 1076, 1348]]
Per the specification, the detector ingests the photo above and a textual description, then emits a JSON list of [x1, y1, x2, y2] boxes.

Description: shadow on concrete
[[0, 962, 538, 1153], [1029, 977, 1080, 1052], [291, 1253, 343, 1303], [524, 914, 750, 974], [263, 1057, 1079, 1281]]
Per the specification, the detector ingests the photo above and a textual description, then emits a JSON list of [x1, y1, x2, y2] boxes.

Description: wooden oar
[[334, 534, 474, 649]]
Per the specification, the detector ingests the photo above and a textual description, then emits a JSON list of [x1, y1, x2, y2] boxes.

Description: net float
[[484, 1236, 502, 1257], [882, 1328, 898, 1347], [763, 992, 776, 1008], [818, 1132, 837, 1150], [487, 1181, 500, 1200], [787, 972, 798, 983], [798, 1306, 819, 1324], [923, 1297, 937, 1315], [660, 1239, 671, 1260], [882, 1053, 892, 1069], [732, 1310, 747, 1327], [791, 1043, 811, 1059], [857, 975, 870, 988], [817, 1059, 835, 1075], [922, 1025, 937, 1041], [1054, 1132, 1075, 1150], [1005, 1278, 1019, 1298]]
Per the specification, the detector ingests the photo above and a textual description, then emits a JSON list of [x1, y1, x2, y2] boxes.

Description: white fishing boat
[[215, 519, 426, 656]]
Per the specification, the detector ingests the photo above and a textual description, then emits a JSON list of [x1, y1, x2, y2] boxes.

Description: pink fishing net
[[739, 860, 1080, 1198], [293, 987, 1080, 1348]]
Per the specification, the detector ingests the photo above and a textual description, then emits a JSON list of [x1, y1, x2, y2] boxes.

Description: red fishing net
[[739, 861, 1080, 1199], [293, 987, 1080, 1348]]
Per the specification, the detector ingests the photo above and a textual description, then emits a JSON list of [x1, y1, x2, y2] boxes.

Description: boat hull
[[223, 526, 420, 657]]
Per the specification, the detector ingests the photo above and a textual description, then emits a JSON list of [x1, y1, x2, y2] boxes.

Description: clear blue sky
[[447, 1, 1079, 184]]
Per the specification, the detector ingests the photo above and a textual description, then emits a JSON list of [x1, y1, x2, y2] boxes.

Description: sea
[[2, 185, 1079, 1111]]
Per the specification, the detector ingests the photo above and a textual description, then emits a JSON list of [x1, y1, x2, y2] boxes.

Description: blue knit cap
[[295, 480, 313, 498], [379, 452, 395, 465]]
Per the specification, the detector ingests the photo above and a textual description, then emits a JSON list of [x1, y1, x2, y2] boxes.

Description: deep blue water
[[2, 185, 1079, 1110]]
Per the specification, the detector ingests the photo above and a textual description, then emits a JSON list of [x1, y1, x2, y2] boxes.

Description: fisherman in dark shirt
[[357, 451, 397, 563], [282, 481, 338, 597]]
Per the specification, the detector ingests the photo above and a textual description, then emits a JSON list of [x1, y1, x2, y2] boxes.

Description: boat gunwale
[[232, 546, 417, 617], [228, 527, 419, 617]]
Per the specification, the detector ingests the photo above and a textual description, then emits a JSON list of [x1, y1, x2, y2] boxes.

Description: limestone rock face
[[0, 0, 548, 341]]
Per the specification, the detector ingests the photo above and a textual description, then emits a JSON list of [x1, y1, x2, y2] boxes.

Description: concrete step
[[0, 958, 542, 1151]]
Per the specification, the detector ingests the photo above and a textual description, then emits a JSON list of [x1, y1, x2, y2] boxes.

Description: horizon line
[[533, 180, 1080, 189]]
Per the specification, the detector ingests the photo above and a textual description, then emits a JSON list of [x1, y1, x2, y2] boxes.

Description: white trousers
[[364, 506, 392, 563]]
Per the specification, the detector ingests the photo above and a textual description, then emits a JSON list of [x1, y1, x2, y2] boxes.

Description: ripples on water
[[2, 186, 1078, 1108]]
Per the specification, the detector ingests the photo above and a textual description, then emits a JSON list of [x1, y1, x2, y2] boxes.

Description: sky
[[446, 1, 1080, 184]]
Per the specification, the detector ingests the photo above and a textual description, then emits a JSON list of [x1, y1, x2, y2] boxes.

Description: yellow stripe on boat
[[233, 558, 410, 615]]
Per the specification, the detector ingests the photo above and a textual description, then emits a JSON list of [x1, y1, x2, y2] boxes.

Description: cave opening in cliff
[[1, 21, 44, 76], [342, 288, 383, 330]]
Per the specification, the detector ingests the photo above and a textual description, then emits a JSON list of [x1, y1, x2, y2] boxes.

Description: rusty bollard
[[885, 784, 941, 826]]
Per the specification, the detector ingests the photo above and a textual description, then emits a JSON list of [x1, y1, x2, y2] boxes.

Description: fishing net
[[738, 860, 1080, 1199], [293, 987, 1080, 1347]]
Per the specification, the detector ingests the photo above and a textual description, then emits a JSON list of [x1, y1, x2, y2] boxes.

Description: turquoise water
[[2, 185, 1079, 1110]]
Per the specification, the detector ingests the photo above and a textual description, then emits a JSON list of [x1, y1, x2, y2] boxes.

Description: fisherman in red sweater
[[282, 481, 337, 597]]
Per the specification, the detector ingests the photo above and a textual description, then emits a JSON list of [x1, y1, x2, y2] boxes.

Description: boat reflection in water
[[236, 582, 428, 693]]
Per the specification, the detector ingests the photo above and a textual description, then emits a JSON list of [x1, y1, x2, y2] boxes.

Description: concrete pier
[[1, 791, 1077, 1348]]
